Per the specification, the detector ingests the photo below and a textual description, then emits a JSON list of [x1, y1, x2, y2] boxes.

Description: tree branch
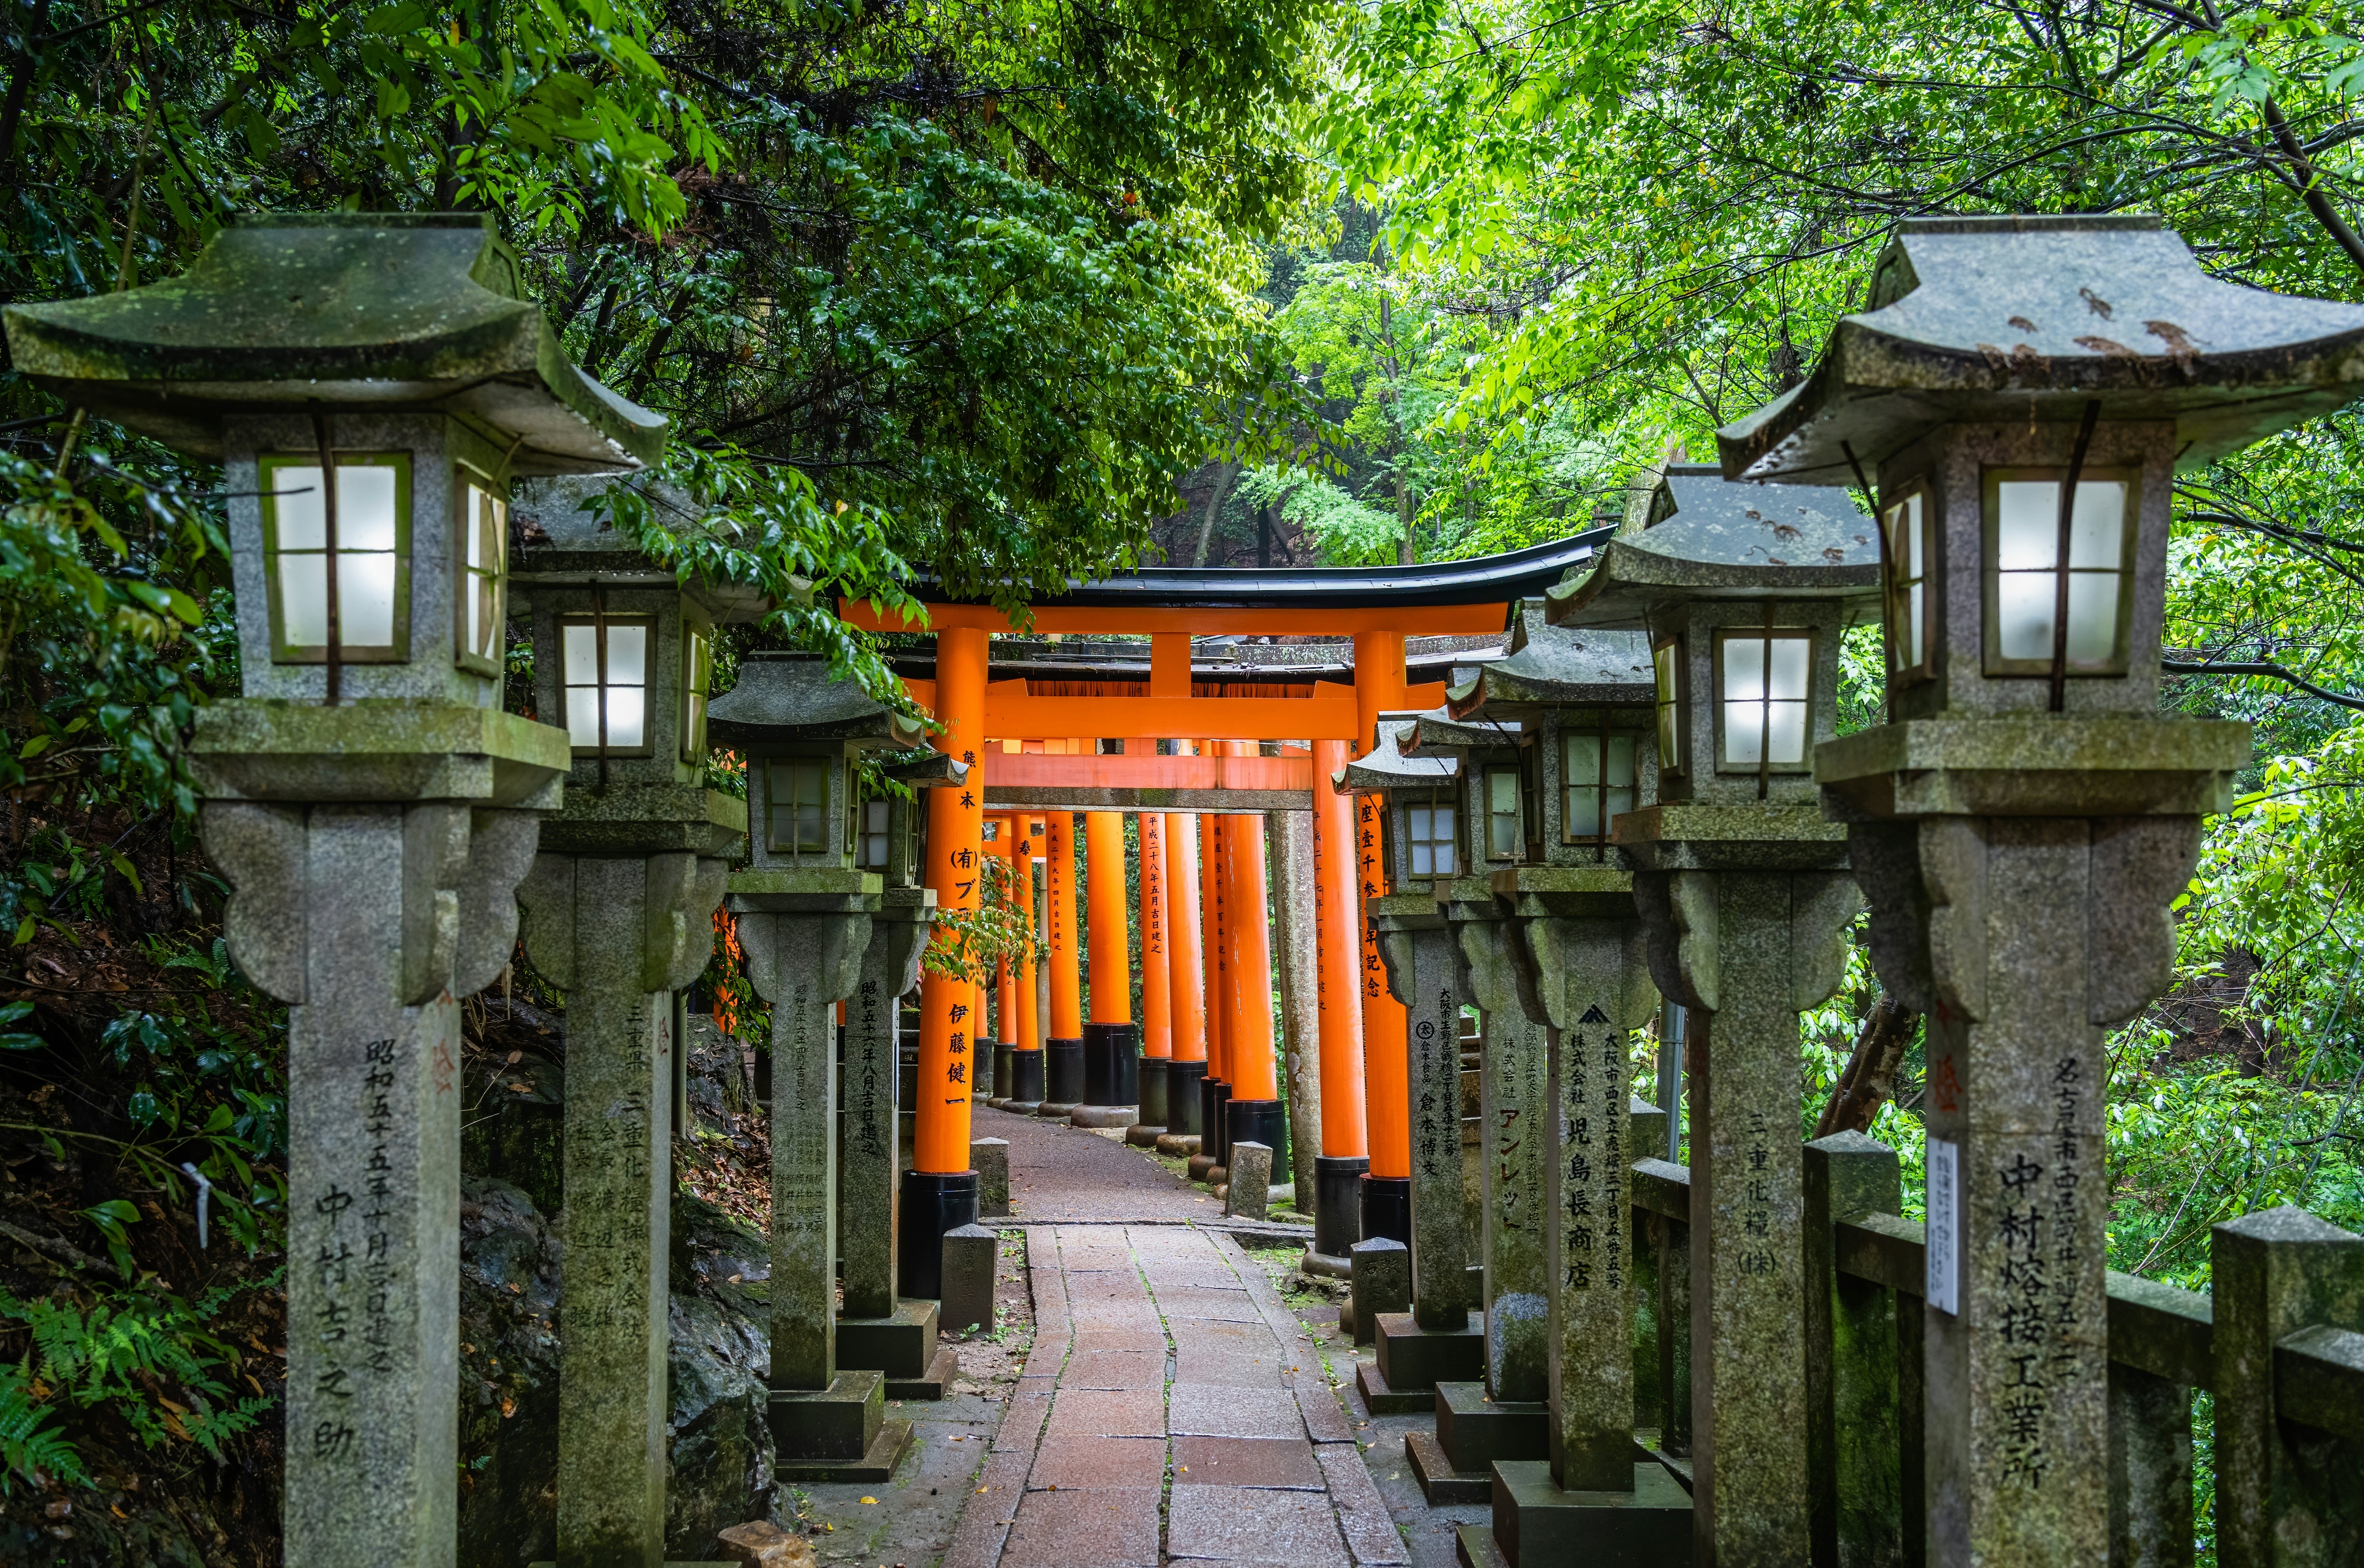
[[2162, 658, 2364, 711]]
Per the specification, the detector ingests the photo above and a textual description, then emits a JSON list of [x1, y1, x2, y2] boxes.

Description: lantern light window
[[857, 798, 891, 868], [560, 614, 651, 752], [1882, 486, 1933, 678], [1653, 638, 1684, 774], [679, 628, 713, 764], [455, 468, 506, 673], [1406, 795, 1459, 877], [766, 758, 832, 854], [1985, 470, 2134, 675], [1561, 729, 1638, 841], [1716, 630, 1814, 772], [262, 453, 409, 662], [1484, 768, 1521, 860]]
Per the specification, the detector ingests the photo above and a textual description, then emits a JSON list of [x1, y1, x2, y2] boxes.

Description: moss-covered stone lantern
[[500, 475, 761, 1565], [1545, 459, 1879, 1562], [1337, 715, 1485, 1412], [1, 212, 662, 1568], [1718, 215, 2364, 1567], [1416, 609, 1681, 1550], [705, 652, 961, 1470]]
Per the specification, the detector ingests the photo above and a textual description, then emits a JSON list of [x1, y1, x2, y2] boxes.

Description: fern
[[0, 1363, 88, 1494], [0, 1275, 278, 1460]]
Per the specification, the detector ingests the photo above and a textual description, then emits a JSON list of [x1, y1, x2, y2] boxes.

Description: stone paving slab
[[1002, 1486, 1163, 1567], [1029, 1434, 1169, 1490], [1172, 1435, 1327, 1490], [1169, 1384, 1306, 1440], [1043, 1386, 1167, 1438], [1166, 1487, 1352, 1566], [1060, 1348, 1164, 1389]]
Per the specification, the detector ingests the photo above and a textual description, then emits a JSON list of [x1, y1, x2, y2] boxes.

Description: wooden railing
[[1621, 1126, 2364, 1566]]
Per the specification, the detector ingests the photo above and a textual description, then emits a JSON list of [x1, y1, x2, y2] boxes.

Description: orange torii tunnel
[[838, 533, 1607, 1260]]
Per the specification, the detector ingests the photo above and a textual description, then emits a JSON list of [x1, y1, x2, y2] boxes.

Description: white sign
[[1927, 1137, 1959, 1315]]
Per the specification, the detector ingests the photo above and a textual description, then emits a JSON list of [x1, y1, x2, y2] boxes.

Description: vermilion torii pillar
[[1130, 808, 1174, 1145], [1041, 808, 1084, 1116], [1159, 811, 1210, 1153], [993, 816, 1023, 1101], [907, 625, 986, 1299], [1355, 632, 1414, 1243], [1310, 734, 1371, 1261], [1193, 798, 1231, 1179], [1078, 807, 1138, 1122]]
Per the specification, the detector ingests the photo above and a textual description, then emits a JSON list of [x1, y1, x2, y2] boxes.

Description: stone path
[[942, 1218, 1405, 1568]]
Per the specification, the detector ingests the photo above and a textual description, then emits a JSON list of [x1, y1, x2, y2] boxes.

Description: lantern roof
[[708, 652, 929, 749], [884, 750, 968, 786], [1447, 605, 1656, 719], [1, 213, 666, 472], [510, 475, 774, 625], [1400, 711, 1526, 758], [1544, 467, 1879, 628], [1716, 215, 2364, 483], [1336, 709, 1459, 794]]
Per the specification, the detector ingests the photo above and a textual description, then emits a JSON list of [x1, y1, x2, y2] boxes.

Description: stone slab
[[1042, 1387, 1166, 1438], [1355, 1358, 1434, 1415], [1168, 1383, 1304, 1440], [999, 1486, 1162, 1568], [885, 1343, 958, 1402], [1171, 1435, 1326, 1490], [835, 1298, 939, 1380], [1165, 1485, 1350, 1566], [1435, 1382, 1549, 1472], [1027, 1434, 1168, 1491], [1454, 1522, 1509, 1568], [1059, 1349, 1164, 1389], [1405, 1428, 1493, 1506], [1374, 1311, 1485, 1391], [1154, 1286, 1266, 1322], [1489, 1460, 1692, 1568], [771, 1416, 912, 1484], [940, 1221, 997, 1333], [1316, 1439, 1413, 1566], [972, 1137, 1011, 1217], [769, 1369, 883, 1462]]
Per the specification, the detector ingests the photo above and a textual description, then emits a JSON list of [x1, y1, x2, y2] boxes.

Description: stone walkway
[[941, 1218, 1403, 1568]]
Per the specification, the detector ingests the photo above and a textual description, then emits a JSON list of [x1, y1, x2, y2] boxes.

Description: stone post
[[1630, 853, 1860, 1562], [1227, 1143, 1273, 1222], [205, 776, 554, 1568], [1803, 1131, 1905, 1568], [518, 841, 732, 1568], [2207, 1206, 2364, 1566]]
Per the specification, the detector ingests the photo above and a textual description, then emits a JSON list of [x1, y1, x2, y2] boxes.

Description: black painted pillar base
[[991, 1043, 1014, 1102], [1315, 1155, 1369, 1257], [1138, 1058, 1170, 1129], [1167, 1061, 1206, 1134], [1007, 1047, 1044, 1105], [1081, 1021, 1140, 1107], [1205, 1079, 1233, 1168], [1044, 1038, 1085, 1106], [1361, 1174, 1411, 1245], [897, 1169, 979, 1301], [1225, 1099, 1289, 1187]]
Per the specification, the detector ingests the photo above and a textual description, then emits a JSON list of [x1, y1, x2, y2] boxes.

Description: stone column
[[207, 796, 545, 1568], [518, 846, 730, 1568], [1633, 863, 1859, 1564], [1844, 815, 2199, 1566], [1270, 809, 1323, 1194], [1455, 916, 1548, 1405]]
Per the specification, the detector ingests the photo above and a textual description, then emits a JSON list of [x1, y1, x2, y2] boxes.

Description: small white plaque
[[1927, 1137, 1959, 1315]]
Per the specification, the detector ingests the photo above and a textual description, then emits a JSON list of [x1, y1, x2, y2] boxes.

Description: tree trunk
[[1268, 808, 1320, 1189], [1814, 992, 1918, 1138]]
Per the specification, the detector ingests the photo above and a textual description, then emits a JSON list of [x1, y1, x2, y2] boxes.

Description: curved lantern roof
[[1717, 215, 2364, 483], [708, 652, 931, 750], [1, 213, 667, 473], [1447, 605, 1656, 720], [1544, 465, 1880, 627], [510, 473, 775, 626], [1400, 712, 1526, 758], [1336, 709, 1459, 794]]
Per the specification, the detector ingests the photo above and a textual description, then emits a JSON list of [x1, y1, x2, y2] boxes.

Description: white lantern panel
[[276, 549, 398, 650], [1718, 633, 1812, 769], [273, 464, 399, 552]]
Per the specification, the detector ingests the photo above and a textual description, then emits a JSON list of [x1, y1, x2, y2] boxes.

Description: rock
[[716, 1518, 819, 1567]]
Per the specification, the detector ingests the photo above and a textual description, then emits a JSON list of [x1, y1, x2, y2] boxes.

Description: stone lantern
[[503, 476, 763, 1564], [1337, 716, 1483, 1410], [1407, 611, 1681, 1552], [1717, 215, 2364, 1566], [1545, 459, 1879, 1562], [2, 211, 660, 1568], [704, 652, 957, 1468]]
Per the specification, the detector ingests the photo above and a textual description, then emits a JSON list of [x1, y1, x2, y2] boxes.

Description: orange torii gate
[[838, 532, 1605, 1256]]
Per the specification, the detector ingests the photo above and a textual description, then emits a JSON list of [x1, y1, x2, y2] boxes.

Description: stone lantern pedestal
[[195, 709, 567, 1568]]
